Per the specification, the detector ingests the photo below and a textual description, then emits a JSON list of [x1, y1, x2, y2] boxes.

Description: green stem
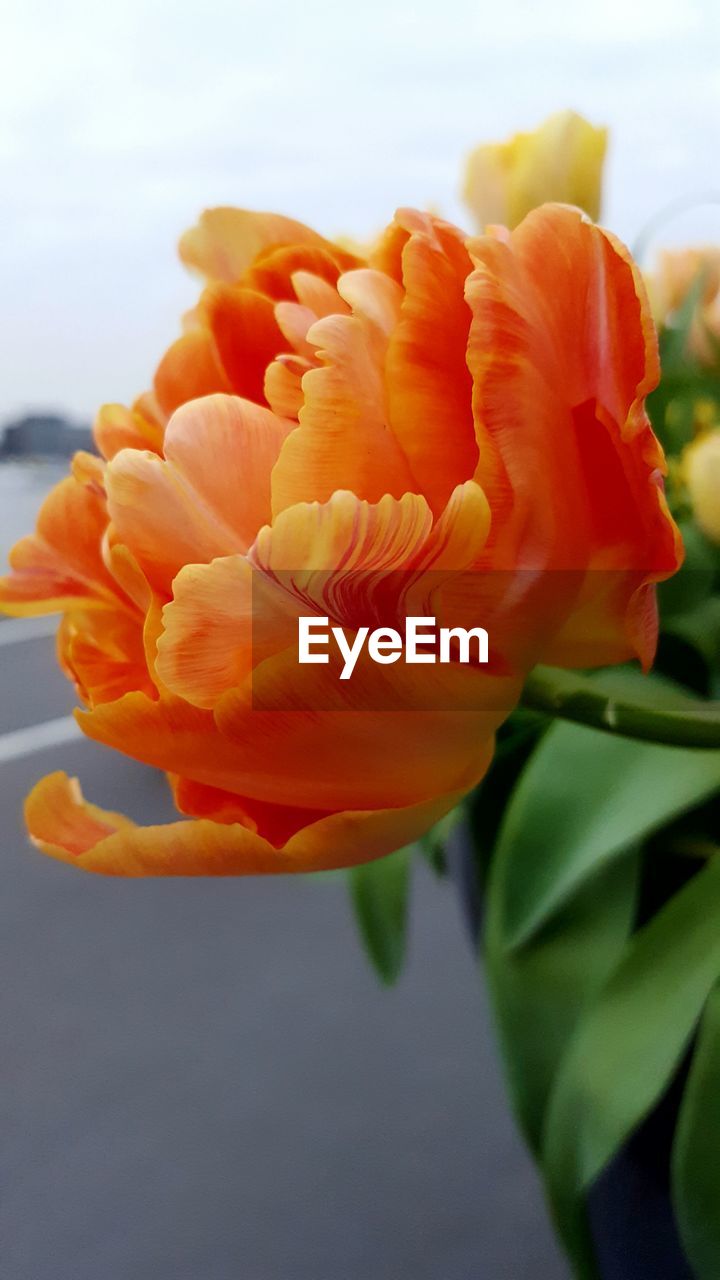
[[522, 667, 720, 750]]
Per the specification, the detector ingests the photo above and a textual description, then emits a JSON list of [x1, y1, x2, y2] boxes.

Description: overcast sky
[[2, 0, 719, 421]]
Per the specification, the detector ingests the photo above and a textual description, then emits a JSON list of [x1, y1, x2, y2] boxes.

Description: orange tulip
[[0, 204, 681, 875]]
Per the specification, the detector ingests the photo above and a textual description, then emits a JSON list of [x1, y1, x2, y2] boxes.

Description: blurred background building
[[0, 414, 92, 458]]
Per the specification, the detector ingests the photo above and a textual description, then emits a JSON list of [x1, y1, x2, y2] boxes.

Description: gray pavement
[[1, 490, 569, 1278]]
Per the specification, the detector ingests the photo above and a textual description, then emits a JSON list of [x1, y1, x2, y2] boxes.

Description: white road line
[[0, 715, 80, 763], [0, 616, 57, 647]]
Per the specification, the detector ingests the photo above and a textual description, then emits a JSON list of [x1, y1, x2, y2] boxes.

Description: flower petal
[[158, 485, 498, 713], [168, 774, 332, 844], [383, 212, 479, 514], [153, 328, 233, 419], [155, 556, 254, 709], [158, 491, 434, 711], [164, 395, 294, 548], [76, 672, 503, 812], [201, 285, 285, 405], [25, 771, 463, 876], [105, 395, 293, 592], [58, 607, 155, 706], [336, 268, 403, 338], [264, 355, 309, 419], [291, 271, 349, 317], [466, 204, 682, 663], [246, 244, 359, 299], [0, 470, 125, 616], [467, 208, 675, 562], [179, 209, 332, 284], [214, 655, 508, 809], [253, 489, 433, 575], [270, 305, 416, 514], [94, 404, 164, 460]]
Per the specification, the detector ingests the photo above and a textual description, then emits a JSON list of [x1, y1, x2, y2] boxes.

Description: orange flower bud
[[0, 204, 681, 875]]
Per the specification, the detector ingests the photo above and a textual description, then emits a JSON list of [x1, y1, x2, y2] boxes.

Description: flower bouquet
[[3, 109, 720, 1279]]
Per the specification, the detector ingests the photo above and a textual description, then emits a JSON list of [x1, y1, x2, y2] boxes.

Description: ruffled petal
[[214, 655, 510, 810], [264, 355, 309, 419], [336, 268, 403, 338], [415, 480, 491, 570], [179, 209, 332, 284], [105, 450, 241, 593], [270, 302, 416, 515], [252, 489, 432, 575], [291, 271, 349, 317], [168, 774, 332, 844], [153, 328, 233, 419], [155, 556, 255, 709], [157, 491, 435, 712], [25, 771, 463, 876], [76, 691, 274, 799], [274, 301, 319, 359], [201, 285, 285, 405], [0, 469, 125, 616], [164, 395, 294, 548], [466, 204, 682, 663], [105, 395, 293, 592], [57, 607, 155, 706], [75, 674, 504, 811], [383, 211, 479, 514], [158, 485, 496, 712], [94, 404, 164, 460], [246, 244, 359, 299]]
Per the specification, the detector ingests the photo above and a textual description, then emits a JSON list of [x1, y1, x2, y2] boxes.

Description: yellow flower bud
[[684, 429, 720, 543], [463, 109, 607, 230]]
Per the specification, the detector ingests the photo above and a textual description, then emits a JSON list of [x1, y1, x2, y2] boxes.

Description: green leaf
[[672, 982, 720, 1278], [495, 675, 720, 948], [663, 594, 720, 671], [485, 848, 640, 1154], [469, 710, 547, 894], [349, 846, 412, 985], [417, 807, 464, 877], [495, 729, 720, 950], [658, 520, 718, 619], [542, 857, 720, 1277], [658, 592, 720, 697]]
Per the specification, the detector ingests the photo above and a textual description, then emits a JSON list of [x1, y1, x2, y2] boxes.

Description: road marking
[[0, 616, 57, 647], [0, 715, 80, 763]]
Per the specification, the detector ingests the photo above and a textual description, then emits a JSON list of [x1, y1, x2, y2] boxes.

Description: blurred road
[[1, 468, 569, 1280]]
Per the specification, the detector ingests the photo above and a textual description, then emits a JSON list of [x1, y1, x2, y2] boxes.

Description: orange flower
[[0, 204, 681, 875]]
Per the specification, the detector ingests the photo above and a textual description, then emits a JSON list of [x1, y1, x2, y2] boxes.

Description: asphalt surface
[[0, 475, 569, 1279]]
